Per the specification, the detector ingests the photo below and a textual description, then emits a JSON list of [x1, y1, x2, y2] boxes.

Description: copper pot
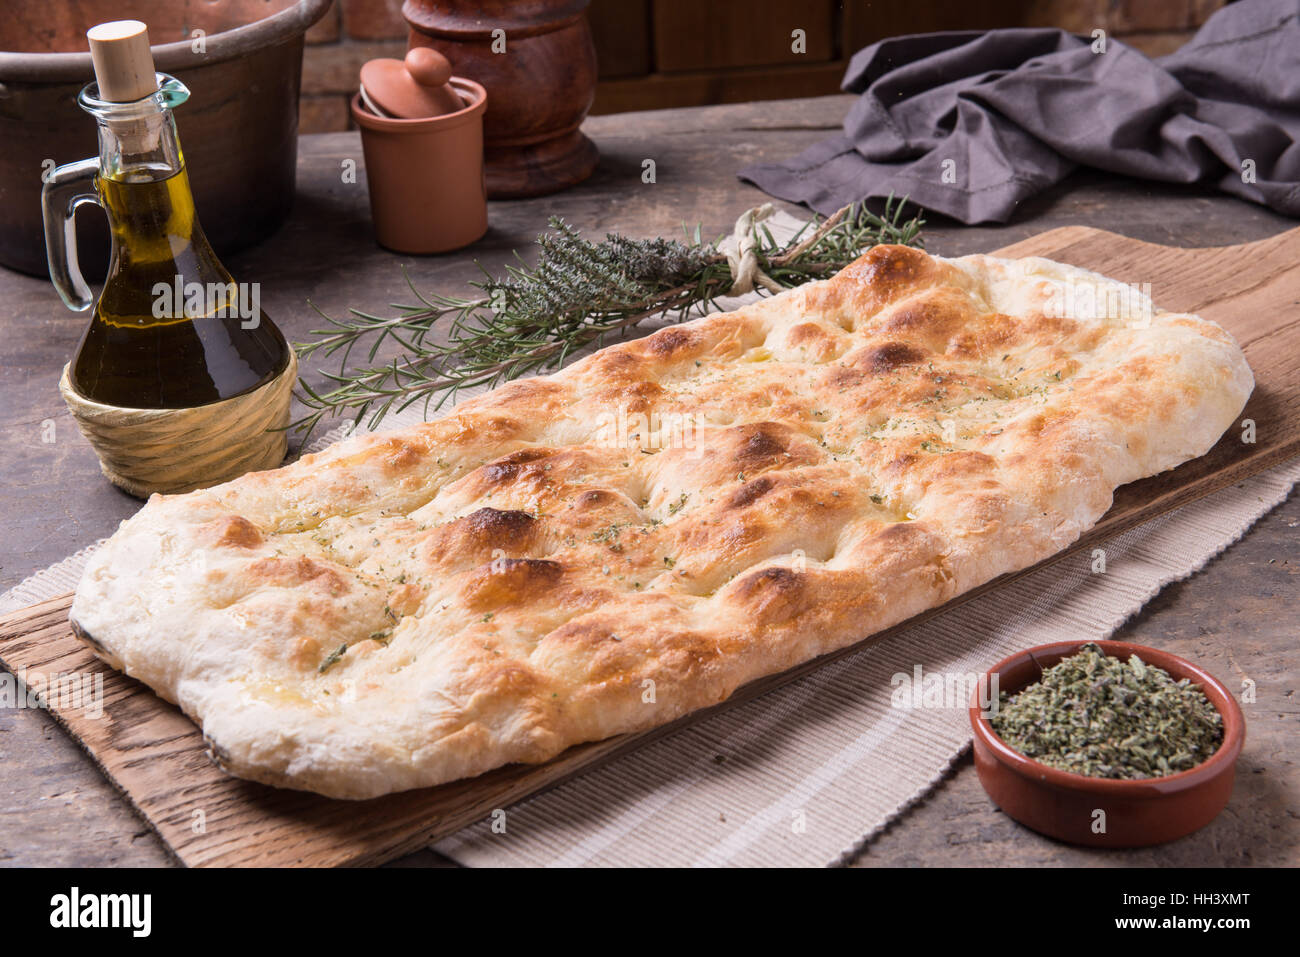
[[0, 0, 332, 277]]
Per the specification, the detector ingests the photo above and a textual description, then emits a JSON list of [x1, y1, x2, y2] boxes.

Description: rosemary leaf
[[291, 196, 923, 438]]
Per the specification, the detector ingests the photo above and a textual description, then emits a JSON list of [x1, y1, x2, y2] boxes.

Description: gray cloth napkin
[[739, 0, 1300, 222]]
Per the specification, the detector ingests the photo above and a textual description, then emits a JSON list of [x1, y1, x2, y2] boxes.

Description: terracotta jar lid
[[359, 47, 464, 119]]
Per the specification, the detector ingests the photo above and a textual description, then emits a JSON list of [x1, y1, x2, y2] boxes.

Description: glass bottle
[[42, 74, 290, 409]]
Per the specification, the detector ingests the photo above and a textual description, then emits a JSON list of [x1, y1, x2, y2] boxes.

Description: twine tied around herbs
[[722, 203, 784, 296], [58, 352, 298, 499]]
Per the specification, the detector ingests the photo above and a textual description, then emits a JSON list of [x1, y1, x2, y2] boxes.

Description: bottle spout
[[80, 21, 189, 168]]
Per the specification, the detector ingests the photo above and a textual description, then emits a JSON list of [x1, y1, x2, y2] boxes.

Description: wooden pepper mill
[[402, 0, 599, 198]]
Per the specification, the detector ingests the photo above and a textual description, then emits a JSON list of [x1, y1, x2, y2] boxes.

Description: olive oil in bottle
[[44, 22, 289, 410], [71, 165, 289, 408]]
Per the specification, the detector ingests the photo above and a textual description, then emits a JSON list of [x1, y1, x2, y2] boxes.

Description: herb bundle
[[291, 197, 923, 437], [990, 642, 1224, 780]]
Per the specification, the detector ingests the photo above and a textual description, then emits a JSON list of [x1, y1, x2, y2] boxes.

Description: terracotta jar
[[402, 0, 599, 198], [352, 77, 488, 254]]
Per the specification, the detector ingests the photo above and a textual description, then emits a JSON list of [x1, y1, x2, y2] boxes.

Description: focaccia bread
[[70, 244, 1253, 799]]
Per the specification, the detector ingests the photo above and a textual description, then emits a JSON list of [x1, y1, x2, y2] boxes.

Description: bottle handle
[[41, 158, 103, 312]]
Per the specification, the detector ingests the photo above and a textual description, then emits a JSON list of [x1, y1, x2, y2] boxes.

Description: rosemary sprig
[[291, 196, 923, 437]]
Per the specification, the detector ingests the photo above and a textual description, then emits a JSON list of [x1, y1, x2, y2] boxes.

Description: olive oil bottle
[[43, 23, 289, 410]]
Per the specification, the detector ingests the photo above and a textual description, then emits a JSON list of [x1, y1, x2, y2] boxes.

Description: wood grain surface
[[1, 222, 1295, 867]]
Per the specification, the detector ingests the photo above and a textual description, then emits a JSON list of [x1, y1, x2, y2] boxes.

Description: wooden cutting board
[[2, 225, 1297, 867]]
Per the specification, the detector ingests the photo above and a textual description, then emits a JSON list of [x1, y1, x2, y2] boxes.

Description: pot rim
[[0, 0, 333, 82], [350, 78, 487, 131], [969, 638, 1245, 797]]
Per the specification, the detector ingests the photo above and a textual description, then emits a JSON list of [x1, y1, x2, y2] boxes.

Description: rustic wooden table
[[1, 96, 1295, 867]]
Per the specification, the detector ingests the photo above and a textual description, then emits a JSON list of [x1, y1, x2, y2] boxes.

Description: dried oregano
[[989, 642, 1224, 780]]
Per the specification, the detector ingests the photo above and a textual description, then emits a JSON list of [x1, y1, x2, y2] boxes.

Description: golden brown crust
[[70, 244, 1254, 798]]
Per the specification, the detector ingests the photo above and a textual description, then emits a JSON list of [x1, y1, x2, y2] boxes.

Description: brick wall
[[300, 0, 1226, 134], [302, 0, 407, 133]]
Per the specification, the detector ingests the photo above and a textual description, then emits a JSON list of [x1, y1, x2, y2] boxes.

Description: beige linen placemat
[[3, 211, 1294, 866]]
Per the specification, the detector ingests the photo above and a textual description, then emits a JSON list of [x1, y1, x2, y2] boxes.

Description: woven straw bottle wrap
[[59, 352, 297, 498]]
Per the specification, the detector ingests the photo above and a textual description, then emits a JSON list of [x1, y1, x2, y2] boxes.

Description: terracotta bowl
[[969, 639, 1244, 848]]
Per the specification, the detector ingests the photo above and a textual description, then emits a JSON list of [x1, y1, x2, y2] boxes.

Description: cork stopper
[[87, 20, 159, 102]]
